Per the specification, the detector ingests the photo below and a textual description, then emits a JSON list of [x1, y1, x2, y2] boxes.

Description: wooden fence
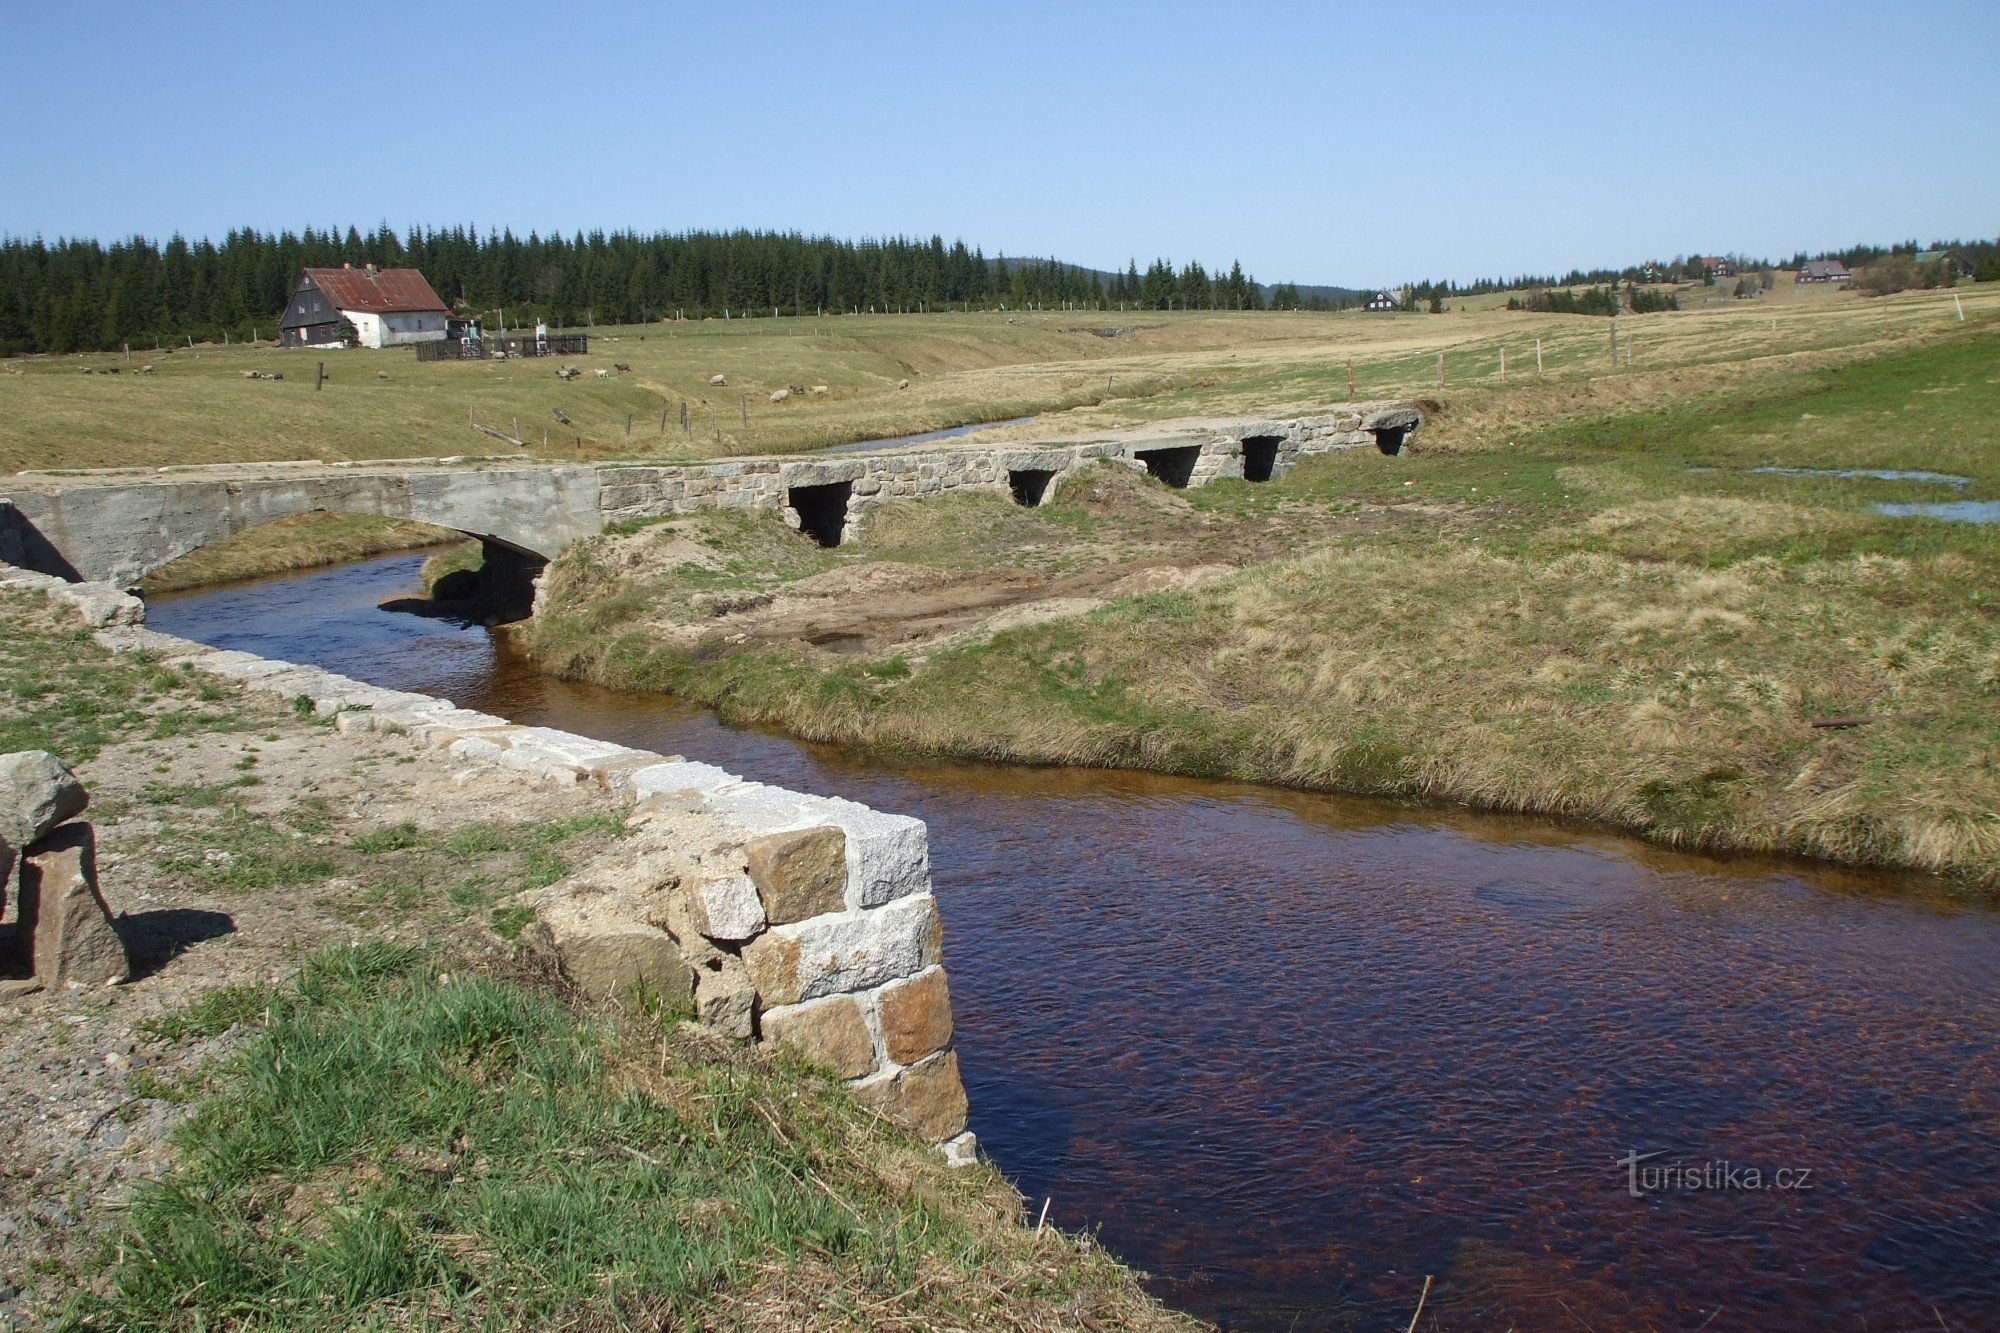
[[416, 334, 589, 362]]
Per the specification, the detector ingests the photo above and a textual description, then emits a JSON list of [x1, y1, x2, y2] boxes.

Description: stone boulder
[[529, 896, 693, 1008], [0, 750, 89, 849], [17, 824, 129, 988]]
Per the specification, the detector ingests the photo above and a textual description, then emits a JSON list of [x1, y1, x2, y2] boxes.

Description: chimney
[[342, 261, 352, 269], [365, 262, 378, 274]]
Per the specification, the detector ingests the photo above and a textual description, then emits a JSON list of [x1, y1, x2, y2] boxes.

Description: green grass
[[0, 598, 251, 759], [70, 944, 1187, 1330]]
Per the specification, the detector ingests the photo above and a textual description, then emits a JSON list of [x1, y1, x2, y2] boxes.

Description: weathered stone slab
[[741, 893, 940, 1005], [0, 750, 88, 849], [799, 796, 930, 908], [744, 825, 848, 925], [531, 898, 693, 1007], [854, 1049, 968, 1143], [877, 965, 953, 1066], [762, 994, 875, 1078], [18, 824, 129, 988]]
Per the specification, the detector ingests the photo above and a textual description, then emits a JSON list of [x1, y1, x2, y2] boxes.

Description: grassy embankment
[[523, 316, 2000, 886], [0, 596, 1185, 1330]]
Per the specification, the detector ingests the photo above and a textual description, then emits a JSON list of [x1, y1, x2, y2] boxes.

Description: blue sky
[[4, 1, 1994, 286]]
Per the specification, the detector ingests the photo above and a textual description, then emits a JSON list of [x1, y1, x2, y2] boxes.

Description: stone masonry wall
[[0, 561, 977, 1164], [595, 402, 1422, 545]]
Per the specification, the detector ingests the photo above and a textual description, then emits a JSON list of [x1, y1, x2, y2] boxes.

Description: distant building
[[1795, 259, 1853, 284], [1914, 250, 1975, 279], [1365, 289, 1399, 312], [279, 264, 451, 348], [1700, 256, 1735, 278]]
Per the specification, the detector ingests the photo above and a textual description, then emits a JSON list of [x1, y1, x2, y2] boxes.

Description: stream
[[146, 553, 2000, 1330]]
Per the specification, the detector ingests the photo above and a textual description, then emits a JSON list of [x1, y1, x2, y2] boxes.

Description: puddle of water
[[1749, 466, 1972, 486], [816, 416, 1036, 454], [1873, 500, 2000, 524], [145, 554, 2000, 1330]]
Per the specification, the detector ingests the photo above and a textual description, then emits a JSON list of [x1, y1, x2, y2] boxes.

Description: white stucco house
[[278, 264, 451, 348]]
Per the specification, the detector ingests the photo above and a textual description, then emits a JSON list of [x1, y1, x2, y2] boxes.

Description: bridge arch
[[0, 466, 604, 594]]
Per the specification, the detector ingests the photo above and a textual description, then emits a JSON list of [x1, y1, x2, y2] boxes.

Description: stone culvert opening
[[787, 481, 852, 547], [1241, 436, 1281, 482], [1372, 426, 1410, 455], [1134, 445, 1203, 489], [1008, 468, 1059, 507]]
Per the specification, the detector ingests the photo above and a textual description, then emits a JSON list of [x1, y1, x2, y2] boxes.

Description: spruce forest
[[0, 226, 1287, 355]]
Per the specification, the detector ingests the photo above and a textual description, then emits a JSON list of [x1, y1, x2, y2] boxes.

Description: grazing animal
[[810, 384, 829, 394], [769, 389, 791, 403], [709, 373, 727, 386], [614, 362, 631, 372], [552, 407, 573, 425]]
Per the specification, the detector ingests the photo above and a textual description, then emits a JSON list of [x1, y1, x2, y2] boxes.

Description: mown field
[[523, 309, 2000, 886]]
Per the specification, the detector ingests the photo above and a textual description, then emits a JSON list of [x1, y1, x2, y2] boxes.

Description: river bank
[[0, 584, 1187, 1330], [518, 330, 2000, 887]]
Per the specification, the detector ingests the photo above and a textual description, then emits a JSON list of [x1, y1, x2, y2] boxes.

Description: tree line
[[0, 225, 1310, 355]]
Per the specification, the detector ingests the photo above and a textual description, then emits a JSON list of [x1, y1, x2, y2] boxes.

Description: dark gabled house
[[1914, 250, 1976, 279], [279, 264, 451, 348], [1365, 289, 1399, 312], [1795, 259, 1853, 284]]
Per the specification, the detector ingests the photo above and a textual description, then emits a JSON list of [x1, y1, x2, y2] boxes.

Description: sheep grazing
[[810, 384, 829, 395], [557, 366, 581, 381], [708, 373, 726, 386], [769, 388, 791, 404], [594, 368, 609, 378], [613, 362, 631, 372], [552, 407, 572, 425], [897, 378, 910, 390]]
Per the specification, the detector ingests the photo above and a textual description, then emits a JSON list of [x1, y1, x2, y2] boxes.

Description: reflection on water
[[1874, 499, 2000, 524], [1748, 465, 1972, 486], [148, 555, 2000, 1330]]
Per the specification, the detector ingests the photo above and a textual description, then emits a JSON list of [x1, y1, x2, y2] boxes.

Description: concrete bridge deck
[[1, 401, 1420, 589]]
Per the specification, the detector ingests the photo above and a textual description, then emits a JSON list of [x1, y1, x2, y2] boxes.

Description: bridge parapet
[[2, 402, 1418, 581]]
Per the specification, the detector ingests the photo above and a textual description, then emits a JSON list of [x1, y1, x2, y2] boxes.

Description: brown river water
[[147, 553, 2000, 1331]]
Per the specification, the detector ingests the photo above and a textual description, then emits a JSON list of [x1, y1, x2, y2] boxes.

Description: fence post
[[1499, 346, 1505, 382], [317, 361, 326, 391], [1536, 338, 1543, 374], [1436, 352, 1444, 390], [740, 395, 748, 428], [1346, 359, 1355, 399], [625, 414, 632, 445]]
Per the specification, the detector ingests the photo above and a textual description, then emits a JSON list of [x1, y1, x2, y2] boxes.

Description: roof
[[1914, 250, 1966, 266], [302, 266, 448, 314], [1798, 259, 1851, 277]]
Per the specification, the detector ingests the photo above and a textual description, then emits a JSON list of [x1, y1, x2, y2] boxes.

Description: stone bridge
[[0, 402, 1420, 592]]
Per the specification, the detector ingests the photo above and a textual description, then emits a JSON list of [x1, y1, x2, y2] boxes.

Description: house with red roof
[[278, 264, 450, 348]]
